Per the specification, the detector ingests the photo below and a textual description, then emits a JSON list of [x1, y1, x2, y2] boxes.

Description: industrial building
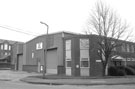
[[11, 31, 135, 77]]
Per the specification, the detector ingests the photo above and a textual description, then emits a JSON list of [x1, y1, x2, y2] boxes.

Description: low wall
[[23, 65, 65, 74], [23, 65, 38, 72], [57, 65, 65, 75], [10, 64, 15, 70], [0, 63, 12, 69]]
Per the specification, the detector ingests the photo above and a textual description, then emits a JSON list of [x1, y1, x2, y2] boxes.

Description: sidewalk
[[0, 70, 40, 81], [20, 75, 135, 85]]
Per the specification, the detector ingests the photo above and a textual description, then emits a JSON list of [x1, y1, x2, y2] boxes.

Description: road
[[0, 80, 135, 89], [0, 70, 135, 89]]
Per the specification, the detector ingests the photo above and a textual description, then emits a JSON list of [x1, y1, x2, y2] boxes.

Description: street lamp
[[40, 21, 49, 78], [40, 21, 49, 35]]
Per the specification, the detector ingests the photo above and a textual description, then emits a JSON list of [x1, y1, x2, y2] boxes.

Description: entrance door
[[16, 54, 23, 71], [37, 59, 41, 72], [46, 49, 58, 74]]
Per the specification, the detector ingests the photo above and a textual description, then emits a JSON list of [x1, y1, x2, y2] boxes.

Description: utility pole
[[40, 21, 49, 78]]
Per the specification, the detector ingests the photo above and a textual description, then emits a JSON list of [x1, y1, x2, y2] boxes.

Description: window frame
[[126, 44, 130, 52], [121, 43, 126, 52], [32, 52, 34, 59], [9, 45, 11, 50], [65, 59, 72, 68], [65, 40, 71, 50], [80, 39, 89, 50], [4, 44, 8, 50], [80, 39, 90, 68], [131, 45, 134, 53], [65, 40, 72, 68], [1, 45, 3, 50], [36, 42, 43, 50], [80, 58, 90, 68]]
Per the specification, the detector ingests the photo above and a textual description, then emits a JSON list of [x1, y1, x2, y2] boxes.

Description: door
[[46, 49, 58, 74], [17, 54, 23, 71], [37, 59, 41, 72]]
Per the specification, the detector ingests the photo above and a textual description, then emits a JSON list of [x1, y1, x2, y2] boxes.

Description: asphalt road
[[0, 70, 135, 89], [0, 81, 135, 89]]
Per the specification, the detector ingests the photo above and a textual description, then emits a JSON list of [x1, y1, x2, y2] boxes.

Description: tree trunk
[[105, 64, 108, 76], [102, 65, 106, 76], [102, 64, 108, 76]]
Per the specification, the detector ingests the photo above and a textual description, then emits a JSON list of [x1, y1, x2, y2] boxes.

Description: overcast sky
[[0, 0, 135, 42]]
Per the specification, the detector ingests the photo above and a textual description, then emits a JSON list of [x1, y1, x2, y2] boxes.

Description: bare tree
[[87, 2, 132, 76]]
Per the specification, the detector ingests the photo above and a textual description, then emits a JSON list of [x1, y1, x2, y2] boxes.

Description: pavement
[[0, 70, 40, 82], [0, 70, 135, 85]]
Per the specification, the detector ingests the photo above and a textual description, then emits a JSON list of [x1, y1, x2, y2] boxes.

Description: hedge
[[108, 66, 135, 76]]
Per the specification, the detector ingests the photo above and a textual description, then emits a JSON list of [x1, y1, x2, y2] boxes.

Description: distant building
[[15, 31, 135, 77], [12, 42, 24, 70], [0, 39, 23, 69]]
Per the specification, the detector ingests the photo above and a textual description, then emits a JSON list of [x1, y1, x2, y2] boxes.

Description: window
[[66, 59, 71, 67], [131, 45, 134, 53], [132, 58, 135, 61], [1, 45, 3, 50], [9, 45, 11, 50], [80, 50, 89, 58], [80, 58, 89, 67], [111, 41, 116, 51], [32, 52, 34, 58], [36, 42, 43, 50], [65, 50, 71, 67], [4, 44, 8, 50], [127, 58, 131, 61], [121, 43, 126, 52], [80, 51, 89, 68], [80, 39, 89, 68], [80, 39, 89, 49], [65, 40, 71, 68], [65, 40, 71, 50], [127, 44, 130, 52], [66, 50, 71, 59]]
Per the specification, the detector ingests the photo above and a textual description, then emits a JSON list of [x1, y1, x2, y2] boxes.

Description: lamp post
[[40, 21, 49, 78]]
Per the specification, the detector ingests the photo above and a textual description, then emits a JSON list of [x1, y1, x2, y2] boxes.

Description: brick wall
[[23, 65, 38, 72]]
